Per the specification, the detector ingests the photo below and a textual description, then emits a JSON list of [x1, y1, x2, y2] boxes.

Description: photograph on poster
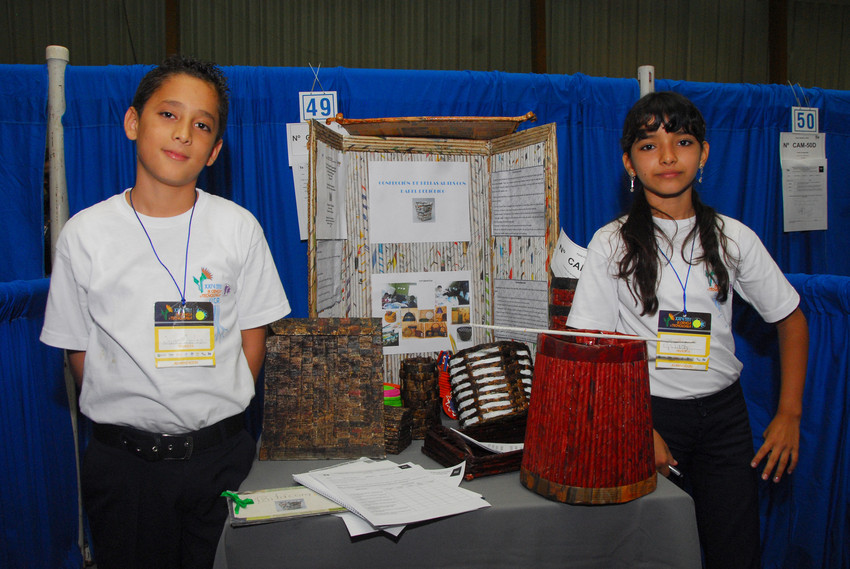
[[373, 271, 473, 354]]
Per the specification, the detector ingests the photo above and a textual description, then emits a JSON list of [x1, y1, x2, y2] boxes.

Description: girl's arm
[[653, 429, 678, 477], [750, 306, 808, 482]]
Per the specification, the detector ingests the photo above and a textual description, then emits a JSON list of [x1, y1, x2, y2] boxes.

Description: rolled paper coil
[[448, 340, 533, 428]]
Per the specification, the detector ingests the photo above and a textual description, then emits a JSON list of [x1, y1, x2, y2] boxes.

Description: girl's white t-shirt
[[567, 215, 799, 400]]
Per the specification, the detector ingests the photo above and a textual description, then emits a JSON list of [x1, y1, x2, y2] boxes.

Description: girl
[[567, 91, 808, 569]]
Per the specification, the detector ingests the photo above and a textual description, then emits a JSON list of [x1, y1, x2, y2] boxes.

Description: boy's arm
[[751, 306, 808, 482], [241, 326, 268, 384], [67, 350, 86, 388]]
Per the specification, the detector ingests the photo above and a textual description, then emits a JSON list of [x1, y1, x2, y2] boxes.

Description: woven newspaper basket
[[399, 357, 441, 438], [259, 318, 385, 460], [422, 424, 524, 480], [549, 277, 578, 331], [520, 331, 656, 505], [383, 405, 413, 454], [448, 341, 533, 429], [421, 412, 527, 479]]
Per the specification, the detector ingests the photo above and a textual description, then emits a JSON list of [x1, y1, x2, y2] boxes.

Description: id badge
[[656, 310, 711, 371], [153, 301, 216, 368]]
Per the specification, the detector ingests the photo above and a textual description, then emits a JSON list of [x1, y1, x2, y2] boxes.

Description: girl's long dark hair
[[618, 92, 734, 315]]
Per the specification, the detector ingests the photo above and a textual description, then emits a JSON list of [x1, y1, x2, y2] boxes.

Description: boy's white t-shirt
[[567, 215, 799, 400], [41, 189, 291, 432]]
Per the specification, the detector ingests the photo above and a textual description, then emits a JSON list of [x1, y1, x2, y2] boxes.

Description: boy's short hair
[[131, 54, 230, 141]]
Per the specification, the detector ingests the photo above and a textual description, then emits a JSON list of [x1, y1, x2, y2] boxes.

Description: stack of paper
[[293, 458, 490, 536]]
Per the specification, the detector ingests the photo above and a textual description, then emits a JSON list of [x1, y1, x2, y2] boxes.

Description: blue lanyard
[[657, 235, 697, 315], [129, 189, 197, 306]]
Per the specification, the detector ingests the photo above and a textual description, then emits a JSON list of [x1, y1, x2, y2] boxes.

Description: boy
[[40, 55, 290, 569]]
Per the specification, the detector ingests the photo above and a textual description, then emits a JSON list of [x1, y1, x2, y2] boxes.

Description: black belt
[[92, 413, 245, 461]]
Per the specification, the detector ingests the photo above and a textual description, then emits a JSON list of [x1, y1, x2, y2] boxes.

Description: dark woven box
[[421, 414, 527, 480], [399, 356, 441, 438], [259, 318, 385, 460], [383, 405, 413, 454]]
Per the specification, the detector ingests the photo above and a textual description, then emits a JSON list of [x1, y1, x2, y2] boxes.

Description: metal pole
[[638, 65, 655, 98], [46, 44, 86, 564], [46, 45, 70, 259]]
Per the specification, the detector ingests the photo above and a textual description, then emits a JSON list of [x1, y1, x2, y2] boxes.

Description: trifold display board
[[307, 120, 558, 383]]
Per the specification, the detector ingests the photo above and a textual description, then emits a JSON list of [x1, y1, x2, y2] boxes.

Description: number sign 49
[[300, 91, 338, 123]]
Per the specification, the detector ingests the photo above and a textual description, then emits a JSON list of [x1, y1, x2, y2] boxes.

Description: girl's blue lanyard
[[129, 189, 196, 307], [657, 235, 697, 315]]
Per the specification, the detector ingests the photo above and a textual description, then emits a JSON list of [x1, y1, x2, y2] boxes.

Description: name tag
[[656, 310, 711, 371], [153, 301, 216, 368]]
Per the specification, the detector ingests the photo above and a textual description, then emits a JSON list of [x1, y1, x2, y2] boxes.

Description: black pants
[[652, 381, 761, 569], [81, 428, 255, 569]]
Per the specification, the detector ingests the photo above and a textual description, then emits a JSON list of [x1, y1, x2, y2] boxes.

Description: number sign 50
[[792, 107, 818, 133]]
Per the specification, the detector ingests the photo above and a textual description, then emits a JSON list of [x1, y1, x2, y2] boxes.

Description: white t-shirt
[[41, 189, 291, 432], [567, 214, 799, 400]]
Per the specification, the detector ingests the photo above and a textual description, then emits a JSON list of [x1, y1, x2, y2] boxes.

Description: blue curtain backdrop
[[1, 63, 849, 569], [734, 274, 850, 569], [59, 67, 850, 291], [0, 279, 82, 569], [0, 65, 47, 281]]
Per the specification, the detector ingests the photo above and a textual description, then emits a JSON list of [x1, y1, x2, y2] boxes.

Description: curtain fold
[[0, 65, 48, 281], [735, 273, 850, 569], [56, 66, 850, 282], [0, 279, 81, 569]]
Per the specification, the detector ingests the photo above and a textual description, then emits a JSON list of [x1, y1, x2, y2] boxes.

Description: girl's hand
[[751, 411, 801, 483], [653, 429, 678, 477], [753, 306, 807, 483]]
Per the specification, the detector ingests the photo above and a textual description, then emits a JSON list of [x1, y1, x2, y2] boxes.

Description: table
[[214, 440, 701, 569]]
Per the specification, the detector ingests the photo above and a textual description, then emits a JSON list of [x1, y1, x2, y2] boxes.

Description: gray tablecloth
[[215, 440, 701, 569]]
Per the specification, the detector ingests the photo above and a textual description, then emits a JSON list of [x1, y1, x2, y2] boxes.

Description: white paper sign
[[551, 229, 587, 278], [285, 122, 312, 240], [493, 279, 549, 344], [779, 132, 825, 160], [491, 166, 546, 236], [299, 91, 337, 123], [286, 122, 310, 166], [316, 142, 347, 240], [791, 106, 819, 134], [290, 158, 309, 240], [781, 158, 828, 232], [367, 161, 471, 244]]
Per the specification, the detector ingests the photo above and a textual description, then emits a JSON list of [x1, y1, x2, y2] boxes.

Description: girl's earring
[[698, 165, 704, 184], [629, 175, 635, 193]]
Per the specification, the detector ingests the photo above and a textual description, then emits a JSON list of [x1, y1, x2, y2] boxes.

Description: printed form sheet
[[293, 458, 489, 530]]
